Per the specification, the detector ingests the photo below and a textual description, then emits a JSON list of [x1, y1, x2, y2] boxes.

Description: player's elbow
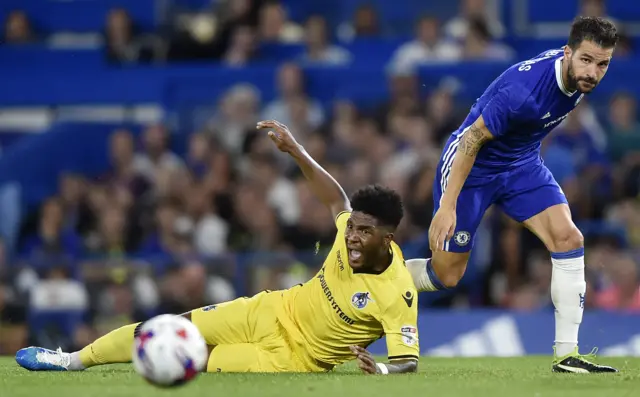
[[390, 359, 418, 373], [404, 360, 418, 373], [459, 117, 494, 157]]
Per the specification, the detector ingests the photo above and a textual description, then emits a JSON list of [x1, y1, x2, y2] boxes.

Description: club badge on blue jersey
[[351, 292, 374, 309]]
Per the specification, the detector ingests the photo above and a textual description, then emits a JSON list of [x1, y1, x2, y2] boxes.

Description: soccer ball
[[132, 314, 208, 387]]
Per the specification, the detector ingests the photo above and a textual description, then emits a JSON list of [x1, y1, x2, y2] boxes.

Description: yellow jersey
[[277, 211, 419, 365]]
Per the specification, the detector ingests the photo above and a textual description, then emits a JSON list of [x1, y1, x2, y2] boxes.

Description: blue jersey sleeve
[[481, 83, 534, 138]]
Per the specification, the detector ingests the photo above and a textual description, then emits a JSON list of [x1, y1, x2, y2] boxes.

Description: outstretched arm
[[257, 120, 350, 219]]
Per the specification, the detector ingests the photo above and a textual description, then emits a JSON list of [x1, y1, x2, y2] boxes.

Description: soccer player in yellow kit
[[16, 120, 419, 375]]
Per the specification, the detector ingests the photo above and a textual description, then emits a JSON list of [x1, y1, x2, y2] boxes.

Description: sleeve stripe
[[334, 210, 350, 223], [388, 354, 419, 361]]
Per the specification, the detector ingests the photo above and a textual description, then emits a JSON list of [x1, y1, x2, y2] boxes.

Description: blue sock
[[420, 258, 447, 291]]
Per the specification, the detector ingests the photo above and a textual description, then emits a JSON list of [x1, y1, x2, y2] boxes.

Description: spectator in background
[[299, 15, 351, 66], [186, 133, 213, 178], [20, 198, 82, 260], [322, 100, 358, 160], [204, 84, 261, 155], [262, 63, 325, 132], [553, 109, 610, 219], [58, 173, 92, 237], [384, 115, 439, 181], [444, 0, 505, 41], [105, 8, 136, 63], [258, 1, 303, 43], [462, 17, 514, 61], [337, 4, 381, 42], [0, 236, 27, 355], [605, 199, 640, 248], [84, 205, 131, 256], [3, 10, 35, 44], [389, 16, 461, 70], [425, 86, 464, 144], [223, 24, 258, 66], [405, 162, 437, 230], [375, 67, 420, 131], [580, 0, 620, 27], [607, 93, 640, 164], [614, 33, 634, 57], [507, 251, 552, 311], [158, 262, 235, 314], [133, 124, 185, 185], [137, 199, 180, 257], [228, 182, 282, 250], [183, 183, 228, 256], [281, 179, 334, 251], [595, 253, 640, 312], [105, 129, 150, 199], [248, 154, 300, 226]]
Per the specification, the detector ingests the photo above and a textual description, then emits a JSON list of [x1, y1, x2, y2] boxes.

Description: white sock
[[406, 258, 446, 292], [68, 352, 86, 371], [550, 248, 586, 357]]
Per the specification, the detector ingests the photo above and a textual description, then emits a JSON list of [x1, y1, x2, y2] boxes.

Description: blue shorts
[[432, 160, 567, 253]]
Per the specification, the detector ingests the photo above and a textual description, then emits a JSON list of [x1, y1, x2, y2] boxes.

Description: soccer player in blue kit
[[407, 16, 618, 373]]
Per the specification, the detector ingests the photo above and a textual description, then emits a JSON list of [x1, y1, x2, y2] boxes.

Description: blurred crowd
[[1, 0, 640, 355]]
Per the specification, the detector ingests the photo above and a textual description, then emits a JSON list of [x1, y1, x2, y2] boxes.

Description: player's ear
[[564, 45, 572, 59], [383, 232, 393, 247]]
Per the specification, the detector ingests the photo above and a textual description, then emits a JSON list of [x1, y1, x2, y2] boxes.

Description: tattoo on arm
[[459, 124, 490, 157]]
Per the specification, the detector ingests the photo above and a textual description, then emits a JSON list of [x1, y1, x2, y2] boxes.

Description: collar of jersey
[[555, 58, 577, 97]]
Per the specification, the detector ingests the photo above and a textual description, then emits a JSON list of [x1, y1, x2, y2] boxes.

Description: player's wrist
[[288, 143, 306, 157], [375, 363, 389, 375], [440, 197, 457, 210]]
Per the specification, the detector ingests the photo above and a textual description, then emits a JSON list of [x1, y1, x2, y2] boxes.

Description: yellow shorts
[[191, 291, 329, 373]]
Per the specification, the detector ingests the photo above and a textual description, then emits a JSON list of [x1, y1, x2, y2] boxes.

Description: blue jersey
[[445, 49, 584, 176]]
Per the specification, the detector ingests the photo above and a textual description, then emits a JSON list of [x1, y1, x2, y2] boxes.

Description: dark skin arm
[[257, 120, 351, 219], [350, 346, 418, 374]]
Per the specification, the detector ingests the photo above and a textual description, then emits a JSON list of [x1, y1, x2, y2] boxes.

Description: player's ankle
[[68, 351, 87, 371], [554, 343, 577, 358]]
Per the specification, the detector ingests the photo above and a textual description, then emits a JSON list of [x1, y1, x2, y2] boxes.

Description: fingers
[[267, 130, 279, 143], [257, 120, 286, 130], [446, 223, 456, 242], [428, 225, 437, 252], [429, 227, 443, 253], [350, 346, 377, 374]]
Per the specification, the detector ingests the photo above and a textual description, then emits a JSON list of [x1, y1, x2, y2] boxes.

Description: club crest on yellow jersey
[[351, 292, 374, 309]]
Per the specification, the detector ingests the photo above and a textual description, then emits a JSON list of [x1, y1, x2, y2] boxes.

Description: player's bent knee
[[551, 226, 584, 253], [207, 344, 260, 373], [431, 251, 469, 288], [439, 271, 464, 288]]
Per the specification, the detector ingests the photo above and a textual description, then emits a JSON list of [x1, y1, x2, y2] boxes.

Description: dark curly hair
[[568, 16, 618, 50], [350, 184, 404, 230]]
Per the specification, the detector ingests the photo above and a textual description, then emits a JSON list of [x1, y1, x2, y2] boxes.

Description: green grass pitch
[[2, 356, 639, 397]]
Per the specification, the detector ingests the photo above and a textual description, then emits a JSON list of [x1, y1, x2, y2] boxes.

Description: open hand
[[257, 120, 300, 154], [350, 345, 378, 374], [428, 206, 456, 252]]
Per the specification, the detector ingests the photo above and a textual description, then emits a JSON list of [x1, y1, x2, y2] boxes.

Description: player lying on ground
[[406, 16, 617, 373], [16, 120, 419, 375]]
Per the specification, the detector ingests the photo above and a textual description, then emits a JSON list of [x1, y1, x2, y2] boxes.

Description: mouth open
[[348, 249, 362, 262]]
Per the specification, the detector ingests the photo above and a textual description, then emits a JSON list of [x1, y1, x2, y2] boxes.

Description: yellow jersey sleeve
[[334, 211, 351, 230], [377, 288, 419, 361]]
